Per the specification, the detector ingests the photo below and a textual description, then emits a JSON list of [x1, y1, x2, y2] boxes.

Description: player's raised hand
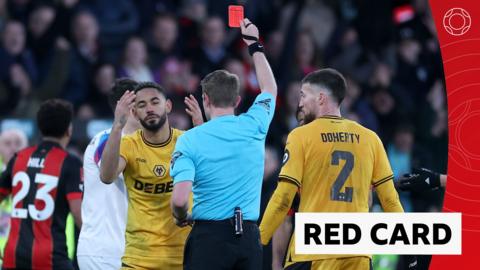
[[240, 18, 259, 46], [184, 94, 204, 126], [114, 90, 136, 129]]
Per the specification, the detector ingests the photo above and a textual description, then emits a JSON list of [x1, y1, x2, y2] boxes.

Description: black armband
[[248, 41, 264, 56]]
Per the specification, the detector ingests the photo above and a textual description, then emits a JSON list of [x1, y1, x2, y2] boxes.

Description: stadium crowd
[[0, 0, 447, 269]]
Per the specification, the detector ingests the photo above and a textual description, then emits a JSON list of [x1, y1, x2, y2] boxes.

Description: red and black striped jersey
[[0, 141, 83, 270]]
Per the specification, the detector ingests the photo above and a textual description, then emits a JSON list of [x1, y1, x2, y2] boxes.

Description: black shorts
[[183, 220, 262, 270]]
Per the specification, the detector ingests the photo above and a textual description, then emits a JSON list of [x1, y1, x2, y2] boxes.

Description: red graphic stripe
[[3, 146, 37, 268], [32, 147, 67, 270], [429, 0, 480, 269]]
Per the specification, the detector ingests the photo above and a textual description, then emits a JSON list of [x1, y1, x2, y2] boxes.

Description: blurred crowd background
[[0, 0, 447, 269]]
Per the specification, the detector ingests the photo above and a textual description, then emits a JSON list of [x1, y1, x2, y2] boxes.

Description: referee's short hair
[[37, 99, 73, 138], [201, 70, 240, 108], [108, 78, 138, 110], [302, 68, 347, 106]]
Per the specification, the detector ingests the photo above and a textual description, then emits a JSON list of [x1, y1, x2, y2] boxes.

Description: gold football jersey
[[119, 128, 190, 268], [280, 116, 402, 262]]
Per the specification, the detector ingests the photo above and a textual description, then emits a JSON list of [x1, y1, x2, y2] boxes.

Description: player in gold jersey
[[260, 69, 405, 270], [100, 82, 201, 269]]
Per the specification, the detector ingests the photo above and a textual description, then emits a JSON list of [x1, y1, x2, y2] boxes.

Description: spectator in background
[[63, 10, 101, 107], [417, 79, 448, 171], [149, 14, 199, 96], [0, 0, 9, 31], [292, 31, 320, 81], [6, 0, 32, 25], [370, 88, 398, 142], [264, 30, 284, 72], [156, 58, 199, 97], [148, 13, 179, 68], [134, 0, 179, 29], [223, 58, 256, 113], [17, 4, 71, 118], [385, 124, 433, 212], [0, 129, 28, 170], [328, 26, 374, 85], [27, 3, 56, 72], [191, 16, 228, 77], [341, 77, 378, 132], [79, 63, 116, 119], [393, 25, 434, 110], [386, 124, 416, 212], [0, 20, 37, 116], [270, 81, 301, 146], [178, 0, 207, 52], [117, 36, 154, 82], [83, 0, 138, 60]]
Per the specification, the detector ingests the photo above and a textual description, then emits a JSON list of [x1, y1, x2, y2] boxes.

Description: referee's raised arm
[[240, 18, 277, 97]]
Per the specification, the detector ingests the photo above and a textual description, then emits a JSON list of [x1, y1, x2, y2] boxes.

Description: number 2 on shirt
[[330, 150, 354, 202]]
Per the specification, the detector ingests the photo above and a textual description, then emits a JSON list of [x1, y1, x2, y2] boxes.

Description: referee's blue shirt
[[171, 92, 276, 221]]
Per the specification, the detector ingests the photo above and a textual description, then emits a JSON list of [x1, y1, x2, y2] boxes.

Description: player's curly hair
[[37, 99, 73, 138]]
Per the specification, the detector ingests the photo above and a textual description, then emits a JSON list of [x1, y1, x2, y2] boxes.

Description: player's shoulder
[[346, 120, 382, 143], [86, 129, 110, 150], [172, 128, 185, 138], [85, 129, 111, 164], [122, 129, 142, 144], [63, 152, 83, 171]]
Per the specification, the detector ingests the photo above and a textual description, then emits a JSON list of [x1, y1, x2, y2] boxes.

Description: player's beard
[[302, 111, 316, 125], [140, 112, 167, 132]]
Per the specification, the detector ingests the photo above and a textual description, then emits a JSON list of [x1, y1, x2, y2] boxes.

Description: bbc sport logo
[[295, 213, 461, 255]]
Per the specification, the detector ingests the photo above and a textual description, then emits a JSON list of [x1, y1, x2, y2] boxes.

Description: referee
[[170, 18, 277, 270]]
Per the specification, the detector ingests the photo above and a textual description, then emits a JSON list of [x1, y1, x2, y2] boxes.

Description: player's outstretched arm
[[184, 94, 204, 127], [240, 18, 277, 97], [396, 168, 444, 191], [100, 91, 135, 184], [272, 215, 293, 270], [259, 181, 297, 245]]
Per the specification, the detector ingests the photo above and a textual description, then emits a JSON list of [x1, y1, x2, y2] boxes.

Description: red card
[[228, 5, 244, 28]]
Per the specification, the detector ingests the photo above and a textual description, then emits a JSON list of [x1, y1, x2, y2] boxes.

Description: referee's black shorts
[[183, 220, 262, 270]]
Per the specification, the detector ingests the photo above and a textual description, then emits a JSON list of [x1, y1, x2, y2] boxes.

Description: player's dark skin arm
[[68, 199, 82, 228]]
